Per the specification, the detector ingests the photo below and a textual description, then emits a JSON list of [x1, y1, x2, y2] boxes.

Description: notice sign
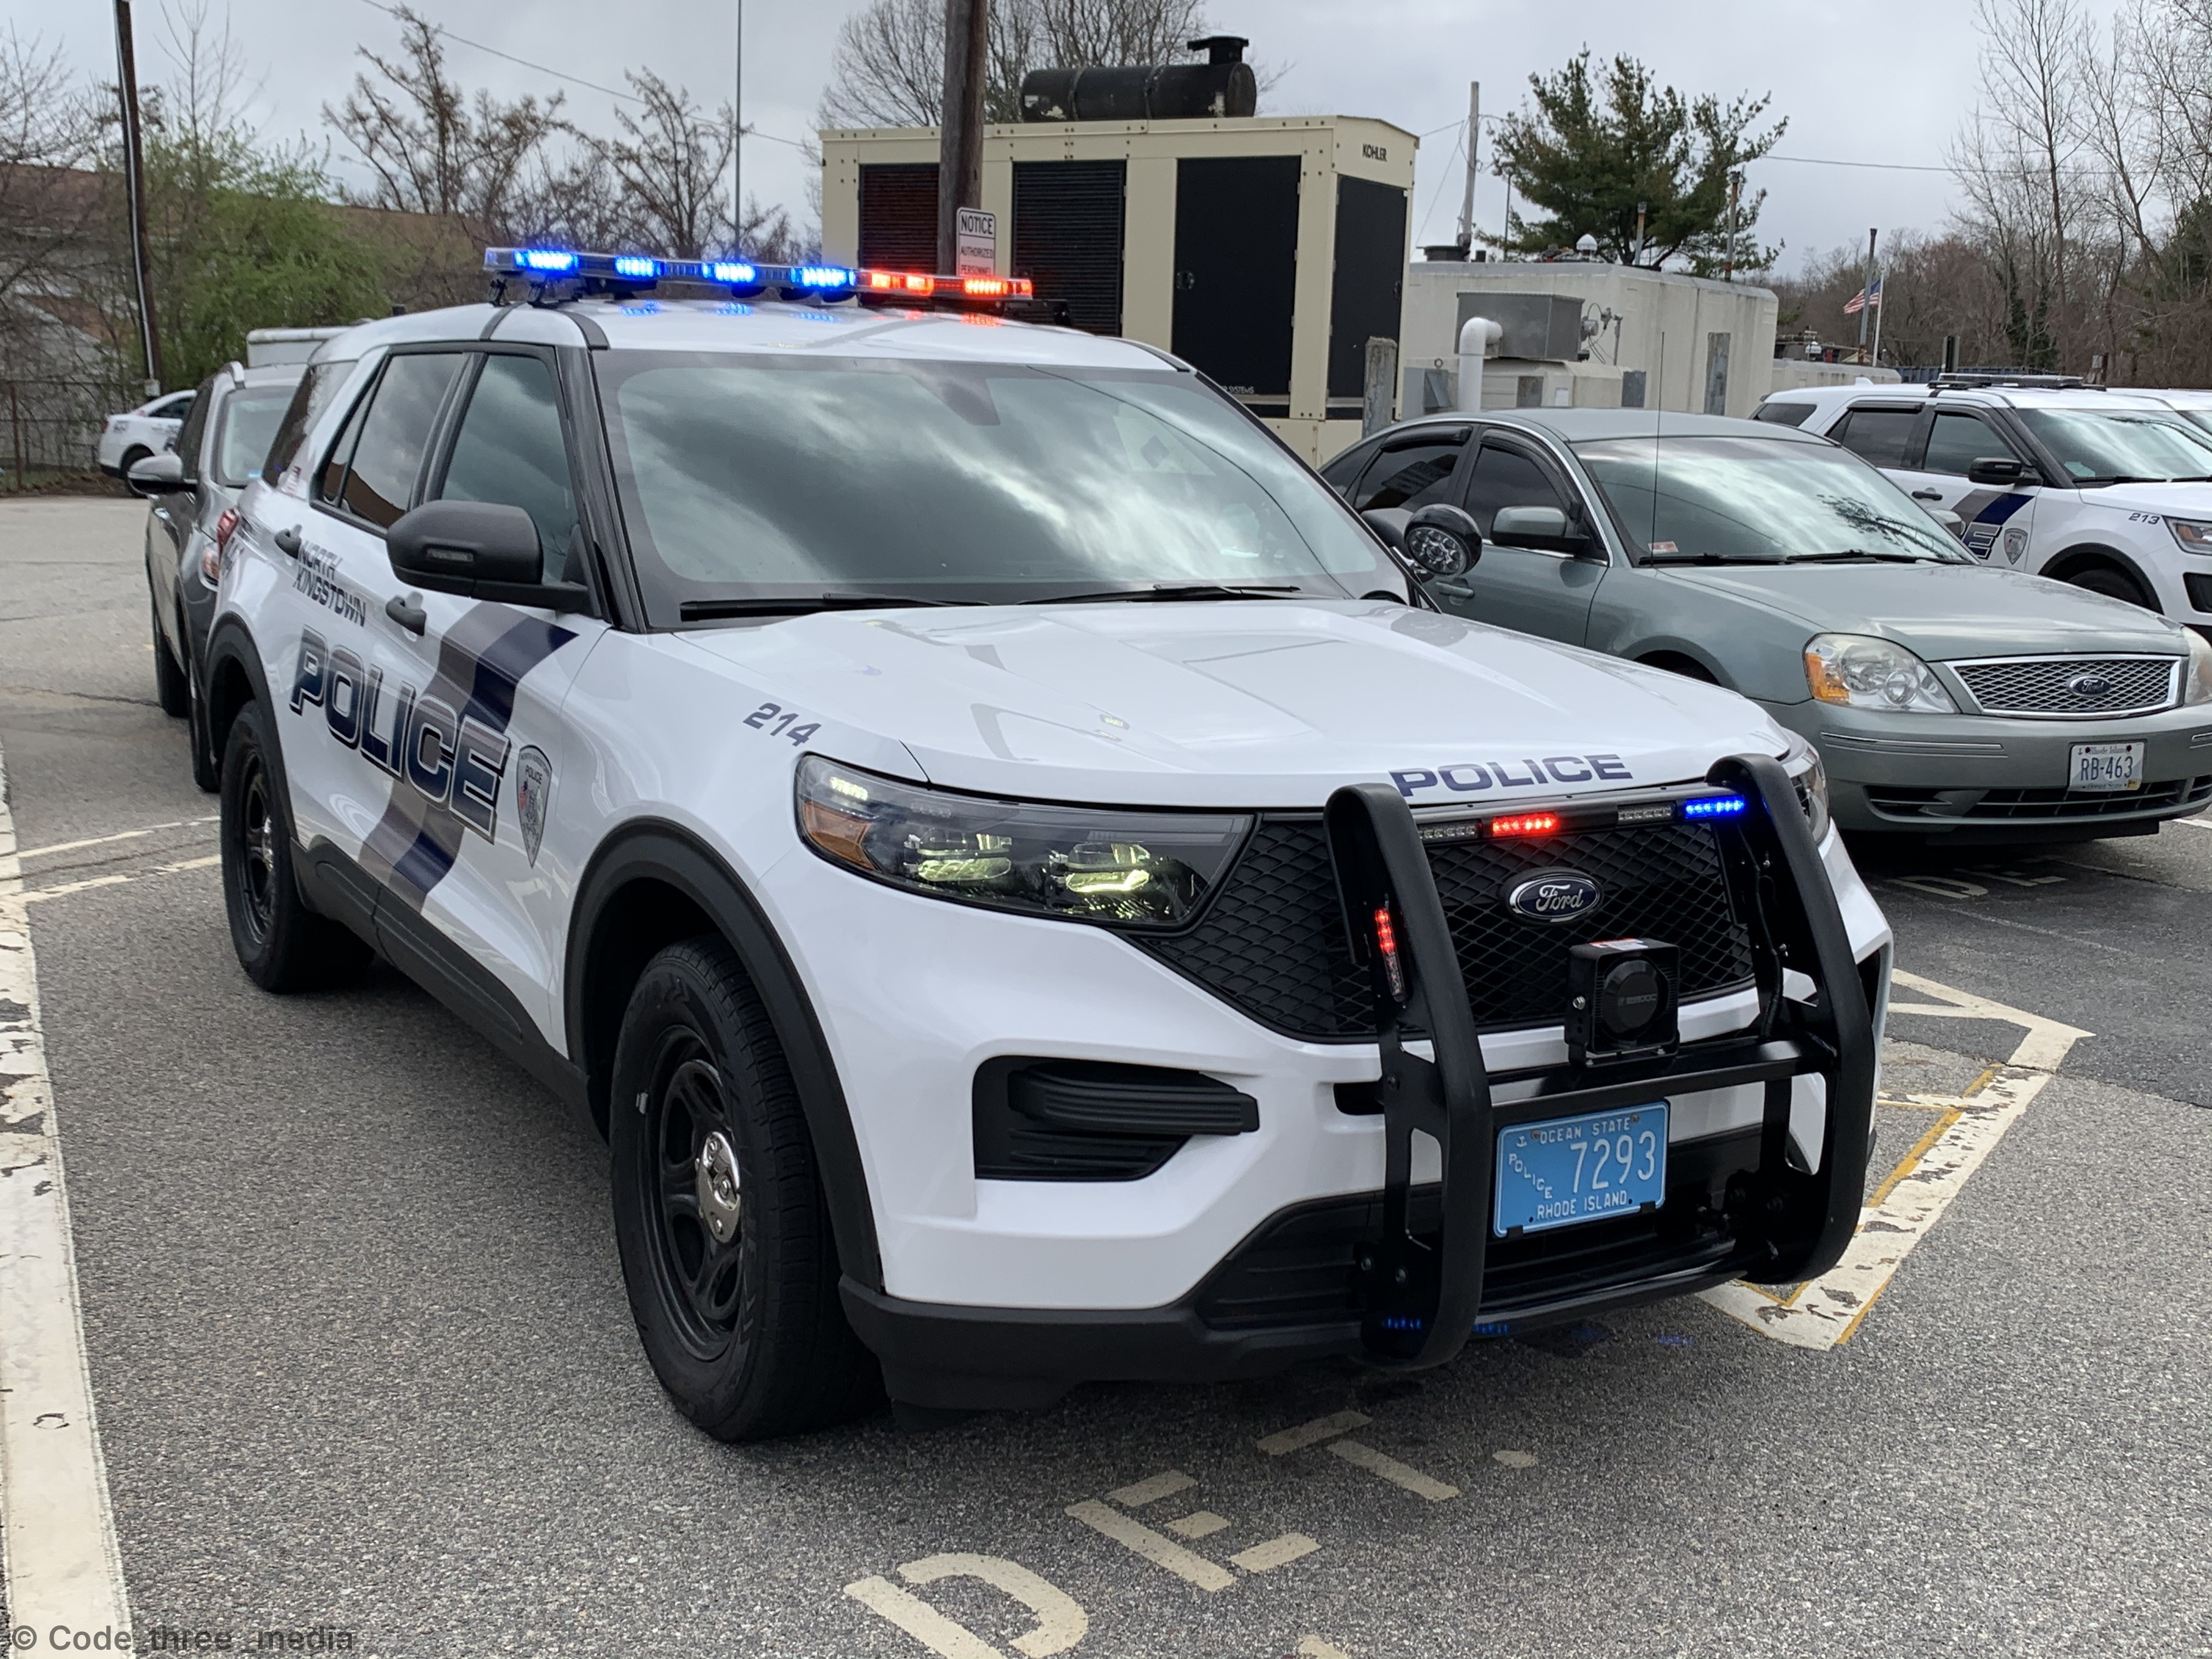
[[956, 207, 997, 277]]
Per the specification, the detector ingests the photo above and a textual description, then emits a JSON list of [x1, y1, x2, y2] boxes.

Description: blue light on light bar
[[517, 249, 579, 273], [612, 255, 661, 279], [793, 265, 856, 288], [1683, 795, 1749, 819], [709, 261, 757, 284]]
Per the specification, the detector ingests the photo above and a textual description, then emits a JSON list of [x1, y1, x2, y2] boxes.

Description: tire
[[183, 620, 218, 793], [117, 444, 151, 480], [2064, 563, 2156, 611], [610, 937, 879, 1441], [151, 597, 189, 716], [218, 702, 371, 992]]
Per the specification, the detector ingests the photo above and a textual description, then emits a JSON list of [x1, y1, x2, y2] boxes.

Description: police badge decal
[[2004, 527, 2029, 564], [516, 746, 552, 866]]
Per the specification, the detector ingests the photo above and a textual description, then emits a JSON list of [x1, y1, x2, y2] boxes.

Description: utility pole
[[1724, 172, 1741, 283], [1634, 201, 1647, 267], [743, 0, 752, 255], [1453, 82, 1480, 259], [112, 0, 162, 393], [1857, 227, 1878, 360], [938, 0, 988, 274]]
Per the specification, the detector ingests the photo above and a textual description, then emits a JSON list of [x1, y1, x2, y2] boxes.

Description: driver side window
[[1461, 441, 1572, 537], [1922, 410, 2013, 477]]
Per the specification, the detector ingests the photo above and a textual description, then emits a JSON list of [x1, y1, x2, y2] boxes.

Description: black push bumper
[[850, 755, 1878, 1410]]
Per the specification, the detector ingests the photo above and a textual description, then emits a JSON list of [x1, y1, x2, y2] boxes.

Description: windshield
[[2015, 407, 2212, 483], [1573, 434, 1968, 565], [213, 386, 298, 486], [597, 352, 1397, 621]]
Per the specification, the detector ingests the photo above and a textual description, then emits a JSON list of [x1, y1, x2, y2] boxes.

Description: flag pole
[[1869, 268, 1886, 368], [1856, 228, 1876, 362]]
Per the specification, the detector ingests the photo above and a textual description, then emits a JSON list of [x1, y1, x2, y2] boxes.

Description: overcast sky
[[16, 0, 2128, 275]]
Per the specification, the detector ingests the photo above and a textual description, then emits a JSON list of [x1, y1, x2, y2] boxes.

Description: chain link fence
[[0, 375, 144, 491]]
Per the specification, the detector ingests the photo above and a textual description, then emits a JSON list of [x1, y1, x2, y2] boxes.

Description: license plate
[[2070, 741, 2145, 792], [1493, 1104, 1668, 1237]]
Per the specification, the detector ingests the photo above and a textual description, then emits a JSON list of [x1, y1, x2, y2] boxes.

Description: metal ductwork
[[1018, 36, 1256, 123]]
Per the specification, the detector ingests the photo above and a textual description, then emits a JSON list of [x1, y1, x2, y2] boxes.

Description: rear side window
[[331, 353, 464, 529], [263, 358, 358, 486], [435, 354, 578, 562], [1753, 401, 1814, 427], [1830, 406, 1920, 468], [172, 376, 217, 483], [1352, 435, 1466, 510], [213, 385, 303, 486]]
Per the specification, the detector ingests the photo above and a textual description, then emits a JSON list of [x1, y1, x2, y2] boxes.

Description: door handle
[[1431, 577, 1476, 599], [1911, 490, 1943, 501], [385, 592, 427, 635], [151, 506, 170, 521], [274, 526, 302, 556]]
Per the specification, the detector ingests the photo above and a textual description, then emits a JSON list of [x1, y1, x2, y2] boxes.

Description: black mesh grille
[[1137, 817, 1754, 1040]]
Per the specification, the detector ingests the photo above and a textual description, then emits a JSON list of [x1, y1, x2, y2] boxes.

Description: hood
[[2075, 479, 2212, 516], [675, 600, 1788, 810], [1655, 561, 2186, 661]]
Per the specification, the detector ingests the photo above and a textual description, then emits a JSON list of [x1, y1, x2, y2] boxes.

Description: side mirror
[[1929, 507, 1965, 539], [1967, 455, 2030, 487], [1401, 503, 1482, 579], [1490, 504, 1577, 550], [127, 451, 184, 495], [387, 500, 590, 611]]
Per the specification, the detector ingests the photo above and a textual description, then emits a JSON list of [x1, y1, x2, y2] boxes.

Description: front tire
[[610, 938, 878, 1441], [218, 702, 370, 992], [151, 598, 189, 716], [2065, 564, 2156, 610]]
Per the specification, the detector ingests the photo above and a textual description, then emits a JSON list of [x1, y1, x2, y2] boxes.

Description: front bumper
[[773, 761, 1889, 1409], [1765, 698, 2212, 836]]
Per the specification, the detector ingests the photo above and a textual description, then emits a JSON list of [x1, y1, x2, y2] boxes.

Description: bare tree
[[596, 71, 736, 258], [0, 27, 104, 313], [324, 5, 567, 238], [820, 0, 1212, 129]]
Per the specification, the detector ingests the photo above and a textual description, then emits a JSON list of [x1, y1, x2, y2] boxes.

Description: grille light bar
[[1488, 811, 1562, 839], [1682, 795, 1748, 819]]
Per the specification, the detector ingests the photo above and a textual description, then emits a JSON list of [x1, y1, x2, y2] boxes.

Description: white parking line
[[18, 816, 217, 861], [1699, 971, 2091, 1349], [0, 743, 134, 1640], [21, 853, 220, 906]]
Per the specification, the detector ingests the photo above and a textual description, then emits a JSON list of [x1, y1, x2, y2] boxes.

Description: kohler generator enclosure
[[819, 112, 1416, 465]]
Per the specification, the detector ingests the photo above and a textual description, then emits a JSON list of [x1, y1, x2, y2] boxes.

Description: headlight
[[2166, 517, 2212, 554], [1784, 740, 1832, 841], [2187, 630, 2212, 706], [795, 756, 1251, 929], [1804, 633, 1959, 714]]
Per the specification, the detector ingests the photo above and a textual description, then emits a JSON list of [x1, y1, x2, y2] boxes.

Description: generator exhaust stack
[[1456, 317, 1501, 412], [1019, 37, 1256, 123]]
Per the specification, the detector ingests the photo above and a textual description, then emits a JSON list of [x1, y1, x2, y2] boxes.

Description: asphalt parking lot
[[3, 495, 2208, 1657]]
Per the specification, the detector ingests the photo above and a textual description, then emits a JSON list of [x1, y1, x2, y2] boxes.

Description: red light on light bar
[[1488, 811, 1562, 838], [961, 276, 1031, 298], [864, 269, 936, 296]]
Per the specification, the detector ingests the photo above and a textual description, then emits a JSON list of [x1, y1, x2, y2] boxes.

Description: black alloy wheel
[[217, 702, 371, 992], [610, 938, 879, 1441]]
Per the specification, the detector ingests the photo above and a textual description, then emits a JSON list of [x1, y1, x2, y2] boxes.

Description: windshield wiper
[[1020, 582, 1311, 605], [1638, 552, 1783, 566], [1782, 549, 1929, 564], [678, 592, 983, 620]]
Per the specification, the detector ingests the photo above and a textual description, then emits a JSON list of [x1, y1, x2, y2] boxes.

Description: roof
[[1389, 408, 1832, 445], [1762, 381, 2177, 413], [309, 295, 1169, 371]]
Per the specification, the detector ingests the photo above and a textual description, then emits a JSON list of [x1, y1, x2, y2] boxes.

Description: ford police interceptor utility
[[206, 248, 1888, 1440], [1758, 377, 2212, 639]]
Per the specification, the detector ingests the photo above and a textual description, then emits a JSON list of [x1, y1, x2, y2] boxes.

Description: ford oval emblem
[[2066, 672, 2113, 698], [1505, 871, 1604, 924]]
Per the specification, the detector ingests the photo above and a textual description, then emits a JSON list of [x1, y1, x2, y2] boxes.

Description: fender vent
[[974, 1059, 1259, 1182]]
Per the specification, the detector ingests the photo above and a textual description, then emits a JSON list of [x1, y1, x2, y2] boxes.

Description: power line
[[351, 0, 809, 148]]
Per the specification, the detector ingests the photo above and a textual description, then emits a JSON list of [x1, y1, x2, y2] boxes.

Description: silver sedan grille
[[1949, 654, 2180, 717]]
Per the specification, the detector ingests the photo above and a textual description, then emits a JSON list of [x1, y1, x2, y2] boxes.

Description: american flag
[[1844, 274, 1884, 315]]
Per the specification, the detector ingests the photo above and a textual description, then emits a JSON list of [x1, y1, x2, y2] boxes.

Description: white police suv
[[1759, 377, 2212, 638], [207, 248, 1888, 1439]]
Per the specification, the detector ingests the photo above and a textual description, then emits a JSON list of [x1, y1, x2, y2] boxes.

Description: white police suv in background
[[206, 248, 1888, 1440], [1758, 377, 2212, 639], [97, 386, 197, 477]]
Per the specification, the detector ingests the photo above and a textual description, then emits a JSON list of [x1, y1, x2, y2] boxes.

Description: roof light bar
[[484, 248, 1034, 311]]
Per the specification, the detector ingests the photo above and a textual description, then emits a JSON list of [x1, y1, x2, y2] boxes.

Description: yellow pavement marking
[[845, 1576, 1001, 1659], [1298, 1639, 1355, 1659], [1227, 1533, 1319, 1573], [1107, 1469, 1196, 1508], [1492, 1449, 1538, 1469], [1064, 1499, 1235, 1592], [1700, 971, 2089, 1350], [0, 743, 134, 1641], [1327, 1438, 1460, 1501], [899, 1555, 1088, 1659], [1255, 1410, 1369, 1456], [1165, 1511, 1230, 1539]]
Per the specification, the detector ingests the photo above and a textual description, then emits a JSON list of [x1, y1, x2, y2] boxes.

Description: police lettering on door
[[290, 628, 511, 840]]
